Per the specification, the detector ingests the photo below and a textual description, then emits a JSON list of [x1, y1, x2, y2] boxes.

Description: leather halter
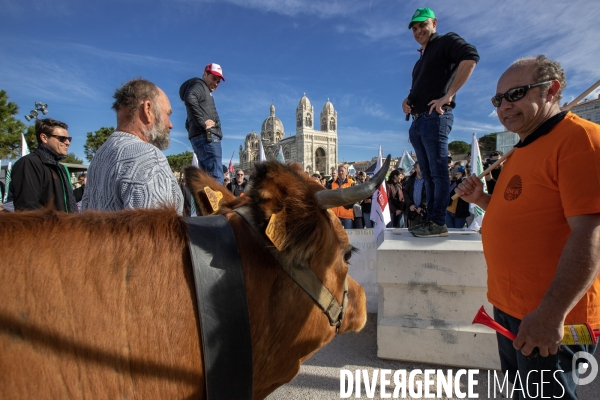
[[234, 206, 349, 332]]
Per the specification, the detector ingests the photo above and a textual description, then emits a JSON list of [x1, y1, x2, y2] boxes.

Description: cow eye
[[344, 246, 358, 263]]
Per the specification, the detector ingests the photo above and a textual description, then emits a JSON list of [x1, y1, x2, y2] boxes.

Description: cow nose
[[337, 276, 367, 334]]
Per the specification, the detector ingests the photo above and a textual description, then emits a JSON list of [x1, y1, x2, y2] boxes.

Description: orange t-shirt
[[482, 113, 600, 329], [331, 178, 355, 220]]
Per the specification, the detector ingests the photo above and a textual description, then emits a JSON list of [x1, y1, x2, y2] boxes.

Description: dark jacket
[[448, 179, 471, 218], [403, 173, 427, 211], [226, 179, 248, 197], [73, 184, 85, 203], [408, 32, 480, 114], [179, 77, 222, 140], [9, 145, 77, 212]]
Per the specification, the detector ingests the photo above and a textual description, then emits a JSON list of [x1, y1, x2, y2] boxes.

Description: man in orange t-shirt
[[331, 165, 355, 229], [456, 55, 600, 399]]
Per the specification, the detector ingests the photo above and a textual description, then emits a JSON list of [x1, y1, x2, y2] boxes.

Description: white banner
[[346, 228, 378, 313]]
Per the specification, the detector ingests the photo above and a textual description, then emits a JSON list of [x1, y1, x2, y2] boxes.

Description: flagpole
[[451, 147, 515, 201]]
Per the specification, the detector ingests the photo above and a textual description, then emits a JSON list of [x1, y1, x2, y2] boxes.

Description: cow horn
[[316, 155, 392, 209]]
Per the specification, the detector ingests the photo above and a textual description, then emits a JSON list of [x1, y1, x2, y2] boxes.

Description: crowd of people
[[2, 6, 599, 398]]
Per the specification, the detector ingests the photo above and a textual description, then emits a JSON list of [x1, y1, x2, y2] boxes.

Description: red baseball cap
[[204, 63, 225, 81]]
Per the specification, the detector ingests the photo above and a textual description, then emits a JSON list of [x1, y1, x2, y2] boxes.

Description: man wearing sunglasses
[[226, 169, 248, 197], [9, 118, 78, 213], [402, 7, 479, 237], [456, 55, 600, 399]]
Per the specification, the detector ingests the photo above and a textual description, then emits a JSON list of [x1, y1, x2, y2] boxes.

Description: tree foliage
[[62, 153, 85, 164], [84, 126, 114, 161], [0, 89, 34, 159], [166, 151, 194, 177], [478, 133, 497, 156], [448, 140, 470, 155]]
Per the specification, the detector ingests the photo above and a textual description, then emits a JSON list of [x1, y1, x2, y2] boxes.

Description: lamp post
[[24, 102, 49, 121]]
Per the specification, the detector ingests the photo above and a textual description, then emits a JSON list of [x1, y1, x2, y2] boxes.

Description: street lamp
[[24, 102, 49, 121]]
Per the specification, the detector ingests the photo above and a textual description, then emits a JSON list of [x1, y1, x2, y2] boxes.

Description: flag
[[370, 146, 391, 242], [228, 152, 235, 177], [259, 140, 266, 162], [468, 133, 488, 231], [399, 149, 415, 172], [276, 145, 284, 163], [3, 161, 12, 203], [189, 153, 200, 216], [21, 132, 30, 157]]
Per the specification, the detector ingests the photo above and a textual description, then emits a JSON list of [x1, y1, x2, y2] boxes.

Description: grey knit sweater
[[82, 132, 183, 215]]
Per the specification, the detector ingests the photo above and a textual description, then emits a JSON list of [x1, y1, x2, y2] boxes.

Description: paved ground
[[268, 314, 600, 399]]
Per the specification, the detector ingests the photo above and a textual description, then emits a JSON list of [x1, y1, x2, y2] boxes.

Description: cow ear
[[184, 166, 235, 215]]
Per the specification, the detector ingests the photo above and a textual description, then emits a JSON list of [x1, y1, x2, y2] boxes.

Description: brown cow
[[0, 159, 388, 399]]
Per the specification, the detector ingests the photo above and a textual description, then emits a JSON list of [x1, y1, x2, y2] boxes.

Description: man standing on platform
[[180, 63, 225, 184], [456, 55, 600, 399], [402, 7, 479, 237]]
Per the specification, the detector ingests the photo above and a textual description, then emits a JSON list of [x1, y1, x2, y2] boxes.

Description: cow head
[[184, 157, 389, 398]]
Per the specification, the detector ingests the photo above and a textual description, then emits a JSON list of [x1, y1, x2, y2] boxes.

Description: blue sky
[[2, 0, 600, 165]]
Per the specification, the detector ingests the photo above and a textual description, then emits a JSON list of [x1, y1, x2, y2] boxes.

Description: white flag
[[370, 146, 391, 242], [21, 132, 30, 157], [191, 153, 199, 168], [399, 149, 415, 172], [259, 140, 266, 162], [276, 145, 284, 163], [3, 161, 12, 203], [468, 133, 487, 231]]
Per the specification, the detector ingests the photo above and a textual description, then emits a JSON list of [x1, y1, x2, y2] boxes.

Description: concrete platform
[[376, 228, 501, 370]]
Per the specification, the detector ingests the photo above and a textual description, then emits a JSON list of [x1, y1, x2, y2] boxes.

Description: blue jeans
[[409, 109, 453, 226], [445, 210, 466, 228], [363, 212, 373, 228], [494, 307, 597, 399], [387, 212, 405, 228], [190, 135, 224, 184], [339, 218, 353, 229]]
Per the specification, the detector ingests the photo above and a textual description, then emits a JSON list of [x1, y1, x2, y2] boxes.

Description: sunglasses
[[491, 80, 553, 108], [236, 174, 244, 176], [46, 134, 73, 143]]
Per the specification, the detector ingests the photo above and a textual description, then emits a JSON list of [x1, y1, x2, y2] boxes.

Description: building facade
[[239, 95, 338, 175], [568, 95, 600, 125]]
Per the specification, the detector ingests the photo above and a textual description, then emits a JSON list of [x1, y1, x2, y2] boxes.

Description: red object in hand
[[472, 306, 516, 341]]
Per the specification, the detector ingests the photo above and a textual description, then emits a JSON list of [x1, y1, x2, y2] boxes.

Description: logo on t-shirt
[[504, 175, 522, 201]]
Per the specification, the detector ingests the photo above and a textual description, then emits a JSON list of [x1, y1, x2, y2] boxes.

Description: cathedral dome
[[322, 99, 334, 114], [245, 130, 260, 142], [261, 104, 284, 140], [298, 94, 311, 109]]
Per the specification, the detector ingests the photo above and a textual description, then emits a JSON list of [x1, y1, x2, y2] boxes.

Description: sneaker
[[410, 221, 449, 237], [407, 221, 425, 232]]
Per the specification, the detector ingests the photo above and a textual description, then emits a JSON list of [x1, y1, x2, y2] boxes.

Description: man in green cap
[[402, 7, 479, 238]]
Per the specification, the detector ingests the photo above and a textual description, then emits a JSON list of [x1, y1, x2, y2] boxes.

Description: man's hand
[[455, 174, 485, 204], [402, 98, 412, 114], [205, 119, 216, 129], [409, 205, 416, 212], [513, 308, 563, 357], [428, 93, 453, 115]]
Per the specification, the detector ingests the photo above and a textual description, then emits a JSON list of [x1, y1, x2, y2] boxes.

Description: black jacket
[[179, 77, 222, 140], [9, 145, 77, 212], [408, 32, 479, 114], [403, 173, 427, 211], [226, 179, 248, 197]]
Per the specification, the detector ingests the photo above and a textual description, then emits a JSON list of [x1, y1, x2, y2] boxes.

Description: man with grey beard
[[82, 79, 183, 214]]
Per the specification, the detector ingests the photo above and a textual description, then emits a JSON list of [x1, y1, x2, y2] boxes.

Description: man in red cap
[[180, 63, 226, 184]]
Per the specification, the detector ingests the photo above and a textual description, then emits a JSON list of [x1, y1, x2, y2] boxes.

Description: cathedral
[[238, 94, 338, 176]]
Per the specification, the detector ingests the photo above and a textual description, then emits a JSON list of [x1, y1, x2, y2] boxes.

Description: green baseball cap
[[408, 7, 435, 29]]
